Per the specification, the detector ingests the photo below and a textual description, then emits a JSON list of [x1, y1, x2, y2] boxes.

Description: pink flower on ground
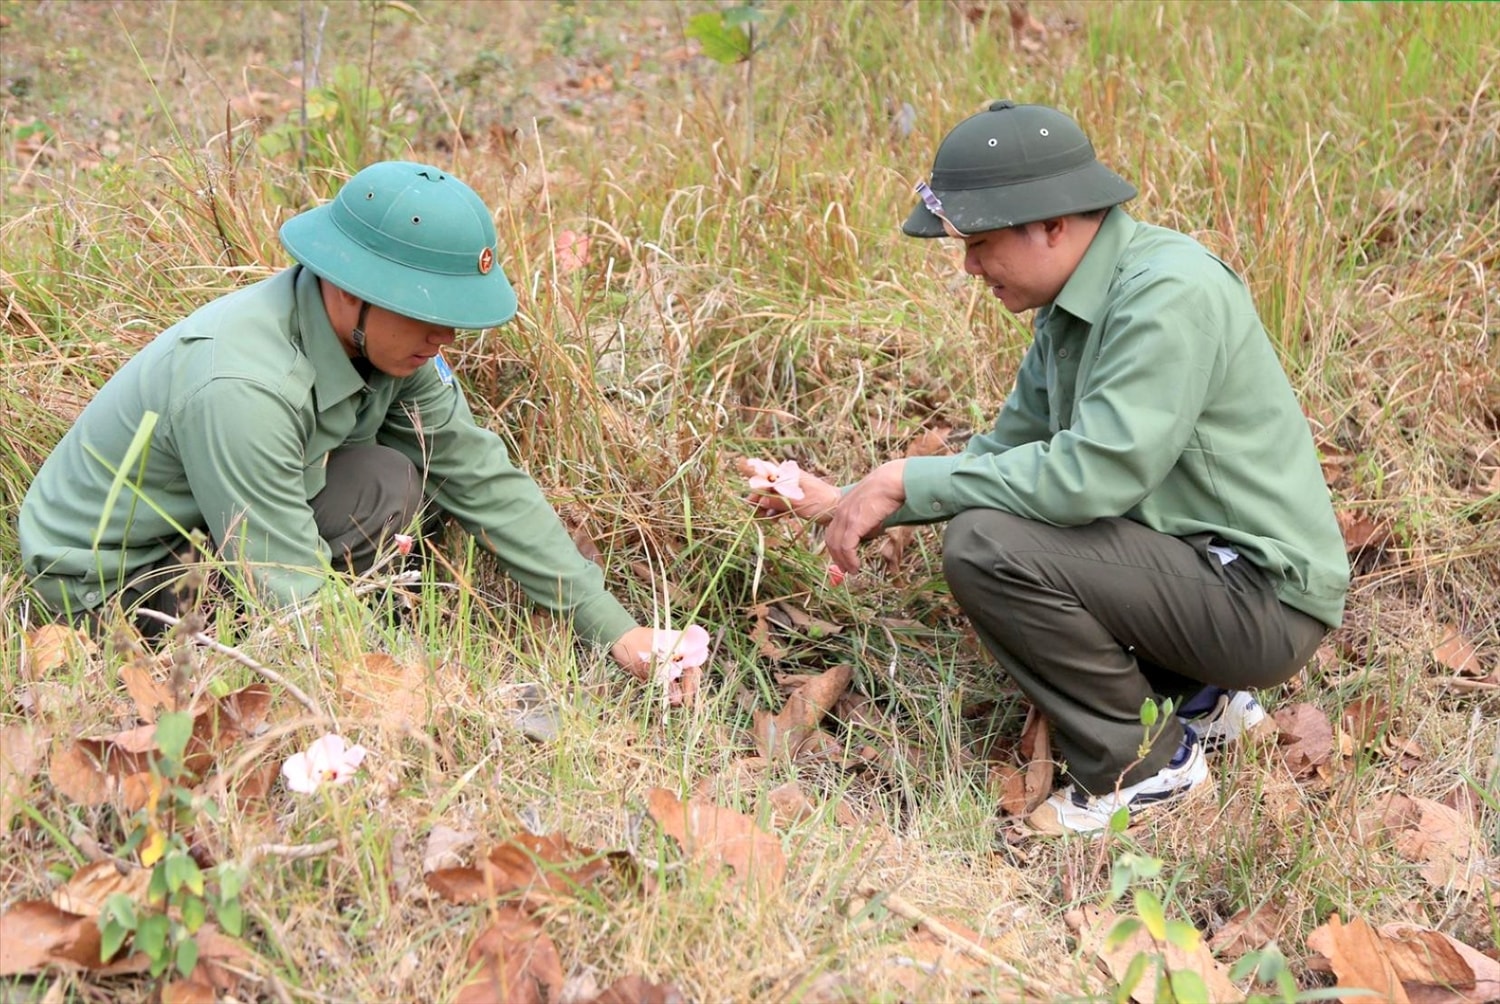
[[638, 624, 712, 685], [745, 459, 806, 501], [393, 533, 414, 556], [282, 734, 369, 794], [826, 563, 847, 586]]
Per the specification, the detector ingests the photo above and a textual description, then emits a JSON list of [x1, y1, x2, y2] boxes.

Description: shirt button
[[931, 501, 943, 512], [84, 590, 100, 604], [1058, 347, 1069, 358]]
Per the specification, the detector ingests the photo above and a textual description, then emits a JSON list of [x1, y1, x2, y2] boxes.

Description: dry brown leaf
[[765, 781, 816, 827], [422, 824, 479, 874], [1208, 903, 1291, 959], [51, 860, 151, 918], [1272, 703, 1334, 779], [0, 900, 149, 975], [160, 978, 216, 1004], [752, 664, 852, 760], [1379, 923, 1500, 1004], [995, 707, 1053, 816], [583, 975, 689, 1004], [1068, 904, 1244, 1003], [1307, 915, 1412, 1004], [343, 653, 433, 732], [23, 626, 97, 677], [1336, 510, 1390, 554], [425, 831, 611, 907], [0, 723, 48, 831], [571, 526, 605, 568], [904, 425, 955, 458], [118, 663, 179, 723], [646, 787, 787, 897], [48, 736, 149, 806], [876, 526, 913, 577], [454, 906, 565, 1004], [748, 604, 787, 660], [1388, 797, 1489, 894], [765, 601, 844, 640], [1431, 630, 1486, 676]]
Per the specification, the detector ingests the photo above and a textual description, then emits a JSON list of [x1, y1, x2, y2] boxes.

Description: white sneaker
[[1026, 730, 1210, 835], [1181, 689, 1268, 750]]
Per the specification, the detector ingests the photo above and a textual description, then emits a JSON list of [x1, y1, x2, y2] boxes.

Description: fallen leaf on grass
[[426, 831, 612, 907], [991, 706, 1053, 817], [1336, 510, 1391, 554], [1305, 916, 1500, 1003], [0, 900, 149, 976], [1307, 914, 1408, 1004], [582, 975, 689, 1004], [752, 664, 852, 760], [765, 781, 817, 826], [646, 787, 787, 897], [341, 653, 456, 733], [48, 684, 272, 806], [1207, 902, 1292, 960], [422, 824, 479, 873], [1, 723, 48, 831], [51, 860, 151, 918], [454, 906, 565, 1004], [22, 626, 96, 677], [118, 662, 180, 723], [1272, 703, 1333, 779], [1431, 629, 1485, 676], [1369, 794, 1489, 895], [1066, 904, 1244, 1004]]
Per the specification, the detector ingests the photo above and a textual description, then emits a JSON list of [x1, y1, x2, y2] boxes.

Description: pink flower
[[393, 533, 414, 556], [638, 624, 712, 685], [745, 459, 805, 501], [282, 734, 368, 795], [826, 563, 847, 586]]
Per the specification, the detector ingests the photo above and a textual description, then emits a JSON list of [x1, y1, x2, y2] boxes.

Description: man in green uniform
[[757, 102, 1349, 833], [20, 162, 681, 699]]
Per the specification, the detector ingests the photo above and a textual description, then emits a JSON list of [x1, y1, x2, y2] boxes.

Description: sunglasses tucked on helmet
[[904, 100, 1138, 239]]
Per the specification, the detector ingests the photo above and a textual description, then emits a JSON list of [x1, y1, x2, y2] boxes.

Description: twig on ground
[[134, 608, 326, 719], [856, 880, 1062, 997], [242, 838, 340, 869]]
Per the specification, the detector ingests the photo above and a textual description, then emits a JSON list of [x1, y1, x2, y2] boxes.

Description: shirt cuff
[[892, 455, 963, 526], [570, 591, 640, 648]]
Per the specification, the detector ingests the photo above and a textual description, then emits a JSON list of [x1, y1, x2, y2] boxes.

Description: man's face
[[960, 223, 1069, 313], [361, 304, 460, 377]]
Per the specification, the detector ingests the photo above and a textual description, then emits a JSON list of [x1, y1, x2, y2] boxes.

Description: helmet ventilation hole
[[1039, 128, 1050, 136], [411, 216, 421, 224], [364, 191, 374, 199], [987, 138, 997, 147]]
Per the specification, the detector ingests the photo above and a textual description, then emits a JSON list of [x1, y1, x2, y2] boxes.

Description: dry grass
[[2, 1, 1498, 1002]]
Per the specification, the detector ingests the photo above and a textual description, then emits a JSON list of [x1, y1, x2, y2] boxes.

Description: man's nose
[[964, 249, 984, 276], [428, 327, 458, 346]]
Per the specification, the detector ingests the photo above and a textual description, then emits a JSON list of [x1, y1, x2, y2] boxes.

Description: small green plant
[[257, 63, 412, 183], [683, 1, 792, 172], [96, 705, 248, 981]]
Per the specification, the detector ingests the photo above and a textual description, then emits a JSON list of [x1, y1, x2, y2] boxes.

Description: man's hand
[[610, 625, 700, 707], [750, 470, 842, 524], [824, 460, 907, 573]]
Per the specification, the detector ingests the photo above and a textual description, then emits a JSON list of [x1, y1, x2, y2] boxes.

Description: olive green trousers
[[117, 444, 422, 635], [942, 510, 1327, 794]]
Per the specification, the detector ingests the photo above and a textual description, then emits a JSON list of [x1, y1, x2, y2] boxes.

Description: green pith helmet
[[279, 161, 518, 329], [903, 100, 1138, 238]]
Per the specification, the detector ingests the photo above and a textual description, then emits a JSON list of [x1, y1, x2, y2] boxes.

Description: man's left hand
[[610, 625, 700, 707], [825, 460, 907, 573]]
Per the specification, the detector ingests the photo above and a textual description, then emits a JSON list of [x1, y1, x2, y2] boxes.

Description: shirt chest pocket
[[302, 452, 329, 500]]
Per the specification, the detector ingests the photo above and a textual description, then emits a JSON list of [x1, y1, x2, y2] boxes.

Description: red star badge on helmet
[[477, 246, 494, 274]]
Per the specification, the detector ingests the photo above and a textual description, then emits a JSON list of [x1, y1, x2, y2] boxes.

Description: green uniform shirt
[[898, 209, 1349, 627], [19, 266, 637, 645]]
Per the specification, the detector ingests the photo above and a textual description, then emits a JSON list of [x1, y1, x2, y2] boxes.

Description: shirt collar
[[294, 265, 370, 411], [1051, 207, 1138, 326]]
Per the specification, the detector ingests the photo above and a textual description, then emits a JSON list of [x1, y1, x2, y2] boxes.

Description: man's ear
[[1041, 216, 1069, 246]]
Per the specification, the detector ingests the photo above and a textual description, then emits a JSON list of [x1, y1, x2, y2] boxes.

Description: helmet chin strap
[[350, 300, 372, 359]]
